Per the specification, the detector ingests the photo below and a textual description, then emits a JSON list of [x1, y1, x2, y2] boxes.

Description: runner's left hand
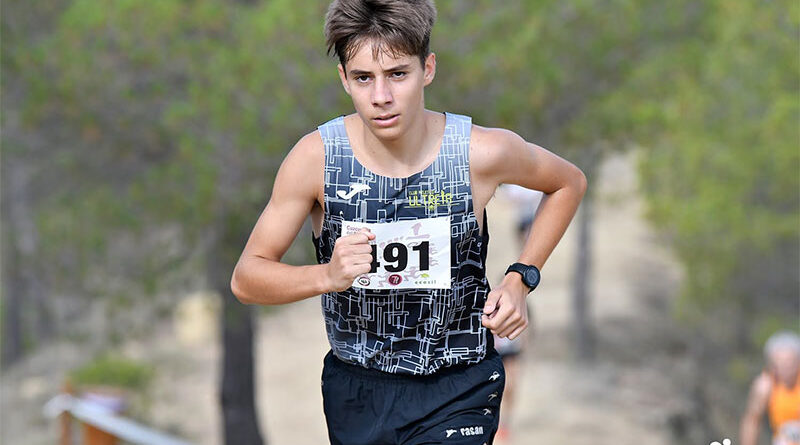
[[481, 275, 529, 340]]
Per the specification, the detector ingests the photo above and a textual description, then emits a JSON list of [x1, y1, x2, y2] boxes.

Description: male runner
[[740, 331, 800, 445], [230, 1, 586, 443]]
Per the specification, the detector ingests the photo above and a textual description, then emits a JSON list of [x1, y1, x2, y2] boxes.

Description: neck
[[789, 370, 800, 388], [771, 368, 800, 388], [358, 108, 434, 166]]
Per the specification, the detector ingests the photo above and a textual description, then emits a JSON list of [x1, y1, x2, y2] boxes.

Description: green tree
[[622, 0, 798, 344], [5, 0, 340, 442], [431, 0, 700, 361], [598, 0, 798, 437]]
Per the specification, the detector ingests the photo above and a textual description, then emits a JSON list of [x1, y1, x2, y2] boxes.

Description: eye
[[390, 71, 407, 79], [355, 75, 371, 83]]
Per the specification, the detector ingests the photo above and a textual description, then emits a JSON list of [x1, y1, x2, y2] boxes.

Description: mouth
[[372, 114, 399, 127]]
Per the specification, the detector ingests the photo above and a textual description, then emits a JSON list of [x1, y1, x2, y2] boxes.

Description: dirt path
[[1, 152, 685, 445]]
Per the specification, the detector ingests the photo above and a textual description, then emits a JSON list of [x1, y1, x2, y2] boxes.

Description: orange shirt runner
[[769, 371, 800, 434]]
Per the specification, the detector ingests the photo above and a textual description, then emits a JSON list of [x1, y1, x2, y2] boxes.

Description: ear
[[337, 63, 351, 96], [423, 52, 436, 86]]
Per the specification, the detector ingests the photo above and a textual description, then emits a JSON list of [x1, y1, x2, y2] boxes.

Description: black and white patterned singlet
[[313, 112, 492, 375]]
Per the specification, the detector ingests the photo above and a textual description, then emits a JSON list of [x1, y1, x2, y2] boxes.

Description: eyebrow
[[348, 64, 412, 77]]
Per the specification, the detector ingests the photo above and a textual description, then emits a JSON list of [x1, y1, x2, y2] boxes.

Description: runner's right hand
[[325, 228, 376, 292]]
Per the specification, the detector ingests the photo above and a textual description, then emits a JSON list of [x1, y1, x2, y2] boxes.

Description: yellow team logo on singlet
[[408, 190, 452, 210]]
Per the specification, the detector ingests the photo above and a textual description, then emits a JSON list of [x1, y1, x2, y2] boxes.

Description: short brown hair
[[324, 0, 437, 71]]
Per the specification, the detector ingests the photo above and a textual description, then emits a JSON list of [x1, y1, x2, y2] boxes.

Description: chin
[[369, 119, 405, 139], [373, 125, 405, 141]]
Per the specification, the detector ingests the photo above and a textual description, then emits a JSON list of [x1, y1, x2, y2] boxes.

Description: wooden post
[[83, 425, 118, 445], [60, 380, 74, 445], [80, 387, 123, 445]]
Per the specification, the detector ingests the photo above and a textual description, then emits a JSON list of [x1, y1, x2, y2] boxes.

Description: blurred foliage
[[433, 1, 799, 359], [433, 0, 653, 152], [69, 354, 154, 391], [15, 0, 337, 256], [4, 0, 340, 344], [618, 0, 799, 338]]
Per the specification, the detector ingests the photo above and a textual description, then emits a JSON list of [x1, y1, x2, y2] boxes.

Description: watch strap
[[505, 262, 540, 291]]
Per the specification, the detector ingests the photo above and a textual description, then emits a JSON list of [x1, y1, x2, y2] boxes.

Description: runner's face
[[337, 40, 435, 140], [770, 348, 800, 383]]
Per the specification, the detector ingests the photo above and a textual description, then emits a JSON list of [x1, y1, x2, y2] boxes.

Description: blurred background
[[1, 1, 797, 444]]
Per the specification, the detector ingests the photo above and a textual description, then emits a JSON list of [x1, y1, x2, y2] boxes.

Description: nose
[[371, 76, 393, 107]]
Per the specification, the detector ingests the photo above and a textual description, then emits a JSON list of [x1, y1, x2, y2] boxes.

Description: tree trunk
[[1, 161, 40, 367], [219, 288, 264, 445], [572, 158, 597, 362], [1, 238, 24, 368], [209, 216, 265, 445]]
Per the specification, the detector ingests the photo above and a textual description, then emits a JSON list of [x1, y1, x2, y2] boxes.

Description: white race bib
[[341, 216, 451, 289]]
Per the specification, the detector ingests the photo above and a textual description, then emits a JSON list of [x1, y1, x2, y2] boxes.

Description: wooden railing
[[43, 385, 195, 445]]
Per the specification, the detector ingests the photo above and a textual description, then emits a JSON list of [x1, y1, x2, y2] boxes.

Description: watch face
[[525, 268, 540, 287]]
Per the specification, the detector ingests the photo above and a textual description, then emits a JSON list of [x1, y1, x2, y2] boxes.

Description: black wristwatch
[[505, 263, 541, 292]]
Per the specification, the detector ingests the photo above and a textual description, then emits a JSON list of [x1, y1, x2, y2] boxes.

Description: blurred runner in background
[[740, 331, 800, 445], [494, 184, 543, 442], [504, 184, 543, 242]]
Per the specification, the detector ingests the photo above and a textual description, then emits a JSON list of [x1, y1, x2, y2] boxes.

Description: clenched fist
[[325, 228, 376, 292], [481, 273, 530, 340]]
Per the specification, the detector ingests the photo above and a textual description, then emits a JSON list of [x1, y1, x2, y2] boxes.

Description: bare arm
[[740, 372, 771, 445], [230, 132, 374, 305], [472, 127, 587, 272], [472, 127, 587, 339]]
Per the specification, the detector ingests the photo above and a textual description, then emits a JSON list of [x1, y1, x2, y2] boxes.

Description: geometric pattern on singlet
[[313, 112, 492, 375]]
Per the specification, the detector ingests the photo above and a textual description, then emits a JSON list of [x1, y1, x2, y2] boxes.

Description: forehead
[[772, 347, 800, 359], [770, 347, 800, 366], [345, 38, 419, 70]]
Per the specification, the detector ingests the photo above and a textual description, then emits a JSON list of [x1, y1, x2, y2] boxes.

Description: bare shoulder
[[751, 371, 773, 398], [469, 125, 526, 179], [469, 122, 585, 195], [743, 371, 773, 416], [470, 124, 523, 164], [286, 130, 324, 166], [273, 129, 324, 203]]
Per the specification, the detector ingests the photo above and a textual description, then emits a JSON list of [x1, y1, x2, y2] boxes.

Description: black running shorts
[[321, 349, 505, 445]]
